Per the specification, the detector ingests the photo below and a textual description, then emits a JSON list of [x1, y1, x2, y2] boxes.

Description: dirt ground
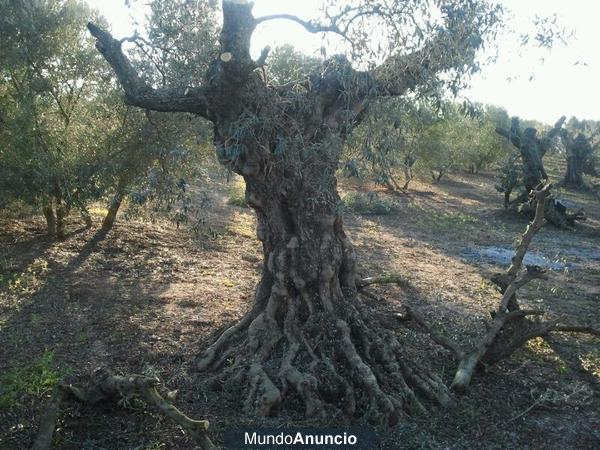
[[1, 163, 599, 449]]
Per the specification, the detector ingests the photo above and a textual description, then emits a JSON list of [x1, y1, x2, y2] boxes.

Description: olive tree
[[495, 116, 586, 227], [560, 117, 599, 188], [88, 0, 503, 423], [0, 0, 212, 236], [0, 0, 110, 238]]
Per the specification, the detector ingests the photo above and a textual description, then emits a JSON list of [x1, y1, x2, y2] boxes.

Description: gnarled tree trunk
[[198, 93, 450, 423], [495, 116, 587, 228], [88, 0, 499, 425]]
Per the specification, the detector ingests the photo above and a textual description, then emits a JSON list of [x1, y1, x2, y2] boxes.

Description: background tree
[[88, 0, 504, 423], [0, 0, 111, 239], [96, 0, 219, 231], [495, 116, 565, 194], [344, 99, 424, 190], [345, 100, 511, 190], [266, 44, 321, 85], [458, 104, 511, 174], [95, 95, 212, 232], [0, 0, 214, 237], [560, 116, 599, 188], [495, 151, 523, 208], [493, 115, 585, 227]]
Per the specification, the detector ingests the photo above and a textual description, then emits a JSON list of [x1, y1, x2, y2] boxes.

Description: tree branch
[[495, 126, 522, 149], [86, 23, 211, 118], [255, 14, 342, 34], [357, 274, 409, 289], [370, 2, 496, 98], [549, 325, 600, 336], [33, 368, 215, 450], [506, 184, 551, 277], [541, 115, 566, 151]]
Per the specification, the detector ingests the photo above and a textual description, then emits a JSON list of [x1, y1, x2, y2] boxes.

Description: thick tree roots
[[32, 368, 215, 450], [197, 288, 451, 425], [408, 184, 598, 392]]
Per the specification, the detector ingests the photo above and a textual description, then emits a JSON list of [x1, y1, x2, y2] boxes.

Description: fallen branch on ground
[[406, 183, 599, 392], [357, 274, 409, 290], [32, 368, 215, 450]]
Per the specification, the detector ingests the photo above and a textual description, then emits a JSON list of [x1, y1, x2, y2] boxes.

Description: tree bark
[[80, 206, 93, 228], [495, 117, 587, 228], [503, 191, 511, 209], [102, 190, 125, 232]]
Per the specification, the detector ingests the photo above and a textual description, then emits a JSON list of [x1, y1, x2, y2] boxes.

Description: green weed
[[0, 350, 65, 408]]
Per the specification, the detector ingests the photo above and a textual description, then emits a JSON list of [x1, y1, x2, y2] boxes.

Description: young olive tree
[[88, 0, 502, 423], [95, 94, 212, 232]]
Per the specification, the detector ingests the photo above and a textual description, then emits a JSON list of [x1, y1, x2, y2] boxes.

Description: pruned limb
[[32, 368, 215, 450], [450, 185, 551, 392], [545, 324, 600, 337], [495, 126, 521, 149], [86, 23, 211, 117], [357, 274, 409, 289], [142, 387, 214, 449]]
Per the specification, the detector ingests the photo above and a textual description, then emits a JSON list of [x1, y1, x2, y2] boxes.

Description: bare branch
[[496, 126, 521, 148], [357, 274, 409, 289], [87, 23, 211, 118], [255, 13, 342, 35], [541, 115, 566, 151], [549, 325, 600, 337], [31, 388, 64, 450], [506, 183, 551, 277]]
